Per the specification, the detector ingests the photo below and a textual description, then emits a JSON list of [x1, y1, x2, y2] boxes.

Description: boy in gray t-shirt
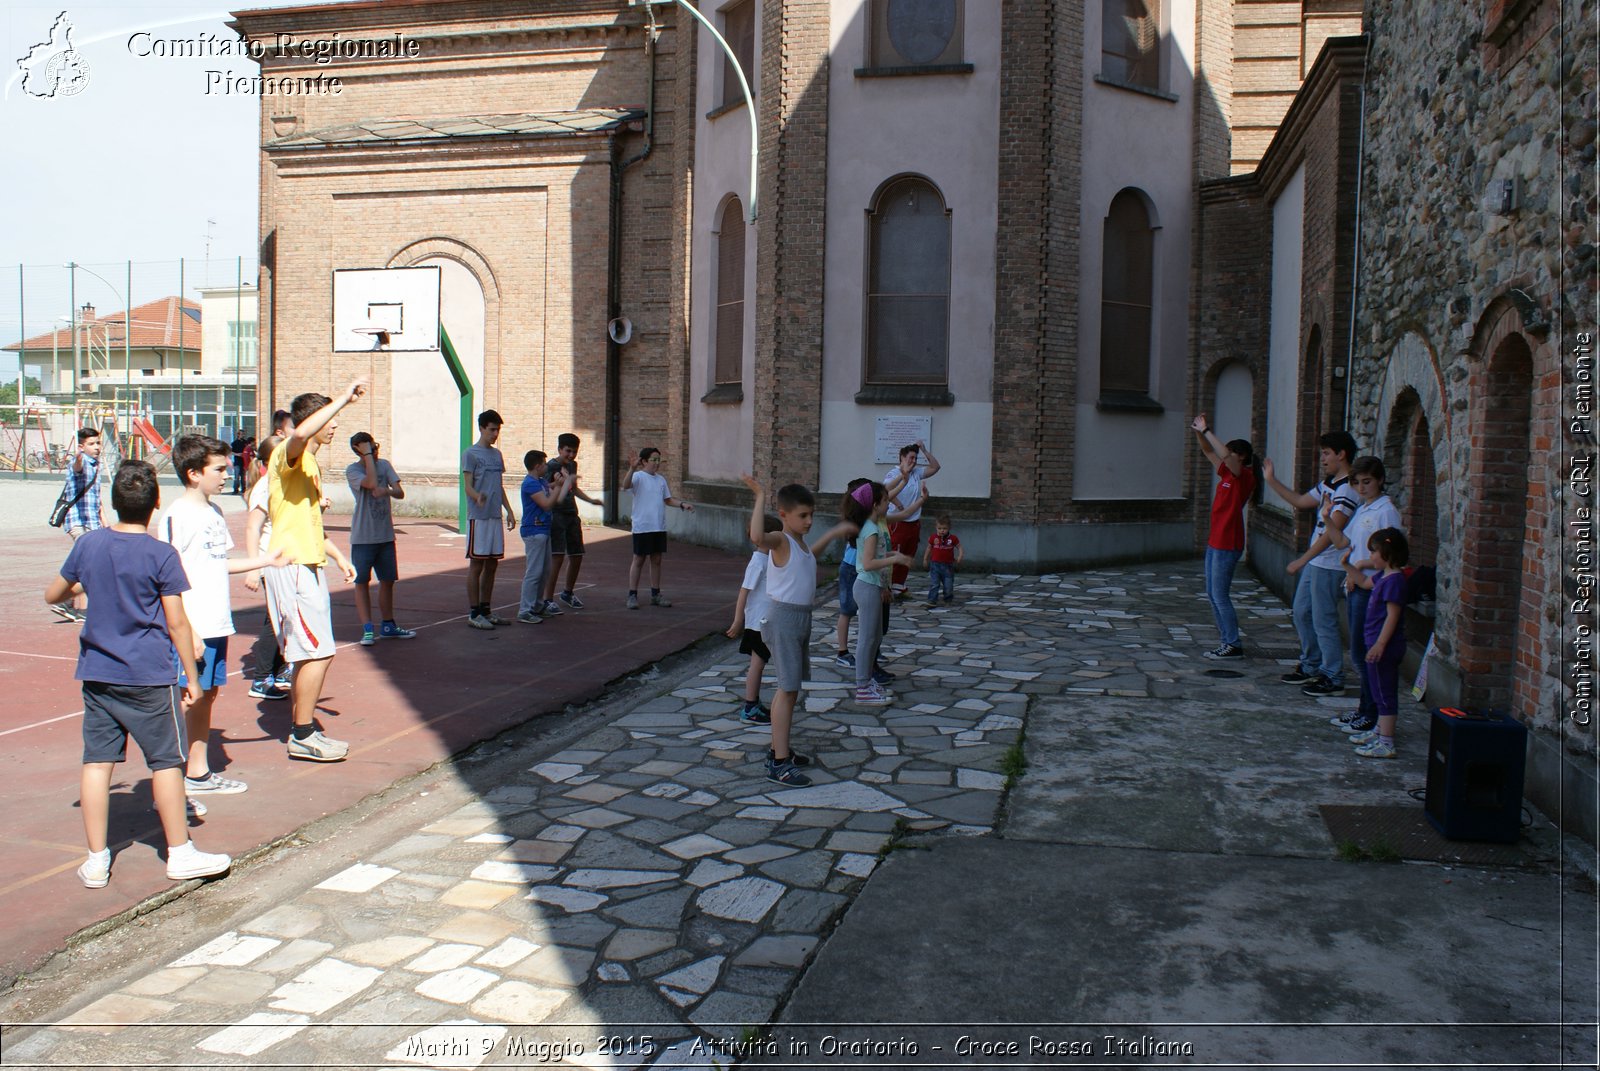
[[346, 432, 416, 645], [462, 409, 516, 628]]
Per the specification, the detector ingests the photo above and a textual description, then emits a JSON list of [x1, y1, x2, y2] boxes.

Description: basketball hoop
[[350, 327, 392, 351]]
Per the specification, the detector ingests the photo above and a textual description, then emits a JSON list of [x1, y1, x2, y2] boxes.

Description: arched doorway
[[389, 257, 487, 475], [1459, 332, 1535, 712]]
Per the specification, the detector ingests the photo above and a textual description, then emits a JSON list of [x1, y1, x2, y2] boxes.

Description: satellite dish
[[608, 317, 633, 345]]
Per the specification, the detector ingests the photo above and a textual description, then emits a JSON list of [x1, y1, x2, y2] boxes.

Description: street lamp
[[630, 0, 758, 222]]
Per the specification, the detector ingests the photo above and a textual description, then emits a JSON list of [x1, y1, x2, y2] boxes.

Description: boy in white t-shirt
[[726, 514, 782, 725], [160, 435, 282, 796], [1328, 456, 1404, 736], [624, 447, 694, 610]]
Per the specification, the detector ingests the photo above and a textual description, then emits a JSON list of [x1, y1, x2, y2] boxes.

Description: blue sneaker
[[359, 626, 376, 647], [379, 622, 417, 639], [558, 591, 585, 609], [739, 703, 771, 725]]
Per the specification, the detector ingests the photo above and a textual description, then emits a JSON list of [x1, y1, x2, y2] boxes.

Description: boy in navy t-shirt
[[46, 460, 232, 889]]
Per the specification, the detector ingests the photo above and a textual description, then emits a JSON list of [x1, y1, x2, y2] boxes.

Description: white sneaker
[[78, 851, 111, 889], [287, 730, 349, 762], [185, 771, 248, 795], [166, 842, 231, 881]]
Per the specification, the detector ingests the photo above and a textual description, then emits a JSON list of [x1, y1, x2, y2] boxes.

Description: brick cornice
[[1255, 35, 1367, 201]]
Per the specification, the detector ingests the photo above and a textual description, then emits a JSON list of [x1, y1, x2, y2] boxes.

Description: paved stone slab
[[268, 958, 383, 1014], [196, 1013, 312, 1057], [695, 877, 784, 923]]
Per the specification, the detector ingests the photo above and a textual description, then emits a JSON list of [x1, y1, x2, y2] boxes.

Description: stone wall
[[1355, 0, 1597, 839]]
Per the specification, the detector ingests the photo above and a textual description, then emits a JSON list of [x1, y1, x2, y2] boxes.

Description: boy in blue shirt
[[46, 460, 232, 888], [517, 450, 568, 623]]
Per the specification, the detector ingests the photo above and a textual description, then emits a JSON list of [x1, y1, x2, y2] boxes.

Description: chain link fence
[[0, 258, 260, 473]]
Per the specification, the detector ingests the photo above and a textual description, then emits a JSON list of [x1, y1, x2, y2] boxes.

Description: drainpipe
[[605, 5, 658, 525], [1343, 33, 1371, 431]]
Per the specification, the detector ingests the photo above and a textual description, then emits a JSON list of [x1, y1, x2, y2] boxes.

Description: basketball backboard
[[332, 266, 441, 352]]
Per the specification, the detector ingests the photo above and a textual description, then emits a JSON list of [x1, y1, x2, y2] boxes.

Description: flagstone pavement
[[3, 567, 1301, 1069]]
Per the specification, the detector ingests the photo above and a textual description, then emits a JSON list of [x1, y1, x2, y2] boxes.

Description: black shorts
[[549, 512, 584, 557], [81, 681, 187, 769], [632, 531, 668, 557], [739, 627, 771, 662]]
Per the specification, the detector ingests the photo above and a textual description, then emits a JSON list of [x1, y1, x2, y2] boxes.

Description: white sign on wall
[[872, 415, 932, 466]]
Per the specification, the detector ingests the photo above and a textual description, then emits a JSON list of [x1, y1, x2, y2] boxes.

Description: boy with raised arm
[[1261, 431, 1359, 697], [740, 474, 817, 787], [263, 380, 365, 762]]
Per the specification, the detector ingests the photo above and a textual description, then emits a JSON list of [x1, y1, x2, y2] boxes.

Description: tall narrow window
[[866, 177, 950, 385], [713, 197, 746, 387], [1102, 0, 1161, 90], [1099, 189, 1155, 399], [870, 0, 963, 68], [720, 0, 756, 111]]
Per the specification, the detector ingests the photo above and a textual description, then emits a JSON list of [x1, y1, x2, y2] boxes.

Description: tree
[[0, 376, 43, 409]]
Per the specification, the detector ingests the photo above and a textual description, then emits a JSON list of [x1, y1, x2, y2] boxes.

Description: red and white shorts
[[263, 563, 335, 663]]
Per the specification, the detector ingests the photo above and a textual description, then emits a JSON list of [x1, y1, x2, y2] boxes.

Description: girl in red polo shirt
[[1191, 414, 1262, 659]]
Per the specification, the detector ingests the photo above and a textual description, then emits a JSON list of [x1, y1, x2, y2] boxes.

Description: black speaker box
[[1424, 707, 1527, 843]]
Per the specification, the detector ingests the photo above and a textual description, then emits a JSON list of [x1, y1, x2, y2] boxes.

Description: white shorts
[[263, 563, 335, 663], [467, 518, 505, 560]]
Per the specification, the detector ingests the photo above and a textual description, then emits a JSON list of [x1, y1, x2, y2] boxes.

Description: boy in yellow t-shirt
[[263, 379, 364, 762]]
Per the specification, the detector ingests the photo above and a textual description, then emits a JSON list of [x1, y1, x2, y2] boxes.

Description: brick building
[[1198, 1, 1597, 843], [232, 0, 1594, 837]]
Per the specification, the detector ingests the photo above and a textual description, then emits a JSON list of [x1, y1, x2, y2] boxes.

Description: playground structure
[[0, 400, 171, 475]]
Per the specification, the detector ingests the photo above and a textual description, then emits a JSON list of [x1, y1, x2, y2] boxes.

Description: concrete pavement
[[1, 564, 1594, 1069]]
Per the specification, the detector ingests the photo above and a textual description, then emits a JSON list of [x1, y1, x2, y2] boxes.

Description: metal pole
[[178, 258, 185, 432], [125, 260, 132, 443], [69, 262, 77, 395], [643, 0, 758, 222], [18, 263, 25, 477], [235, 256, 243, 437]]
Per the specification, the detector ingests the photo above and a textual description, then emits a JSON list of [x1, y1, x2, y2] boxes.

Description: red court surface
[[0, 512, 746, 983]]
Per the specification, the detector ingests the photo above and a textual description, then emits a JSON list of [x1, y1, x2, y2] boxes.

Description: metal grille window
[[866, 177, 950, 386], [1102, 0, 1161, 89], [870, 0, 963, 68], [720, 0, 756, 110], [714, 197, 746, 386], [1099, 189, 1155, 398]]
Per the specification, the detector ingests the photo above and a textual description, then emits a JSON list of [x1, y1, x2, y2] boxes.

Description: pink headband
[[850, 484, 876, 508]]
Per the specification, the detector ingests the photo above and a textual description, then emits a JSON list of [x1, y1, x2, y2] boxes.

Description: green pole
[[439, 327, 472, 533]]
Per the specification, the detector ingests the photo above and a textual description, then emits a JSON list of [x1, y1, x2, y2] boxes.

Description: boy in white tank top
[[740, 474, 817, 787]]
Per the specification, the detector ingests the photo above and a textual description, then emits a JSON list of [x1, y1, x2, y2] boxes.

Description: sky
[[0, 0, 327, 380]]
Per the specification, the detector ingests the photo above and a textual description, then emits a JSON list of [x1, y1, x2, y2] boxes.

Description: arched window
[[870, 0, 964, 69], [713, 197, 745, 387], [1102, 0, 1162, 90], [1099, 189, 1155, 399], [866, 176, 950, 385]]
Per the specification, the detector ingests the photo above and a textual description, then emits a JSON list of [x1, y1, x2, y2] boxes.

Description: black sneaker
[[739, 704, 771, 725], [1301, 676, 1344, 697], [1203, 643, 1244, 660], [767, 748, 811, 768], [765, 756, 812, 787], [1280, 667, 1316, 685]]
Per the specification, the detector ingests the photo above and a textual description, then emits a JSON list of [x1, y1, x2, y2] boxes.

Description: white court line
[[0, 649, 78, 662], [0, 711, 84, 737], [1, 584, 606, 736]]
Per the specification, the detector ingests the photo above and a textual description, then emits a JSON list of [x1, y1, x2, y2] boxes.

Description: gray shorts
[[81, 681, 187, 769], [762, 600, 813, 693]]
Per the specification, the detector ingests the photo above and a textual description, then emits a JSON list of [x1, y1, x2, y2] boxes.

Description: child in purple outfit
[[1341, 527, 1409, 759]]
